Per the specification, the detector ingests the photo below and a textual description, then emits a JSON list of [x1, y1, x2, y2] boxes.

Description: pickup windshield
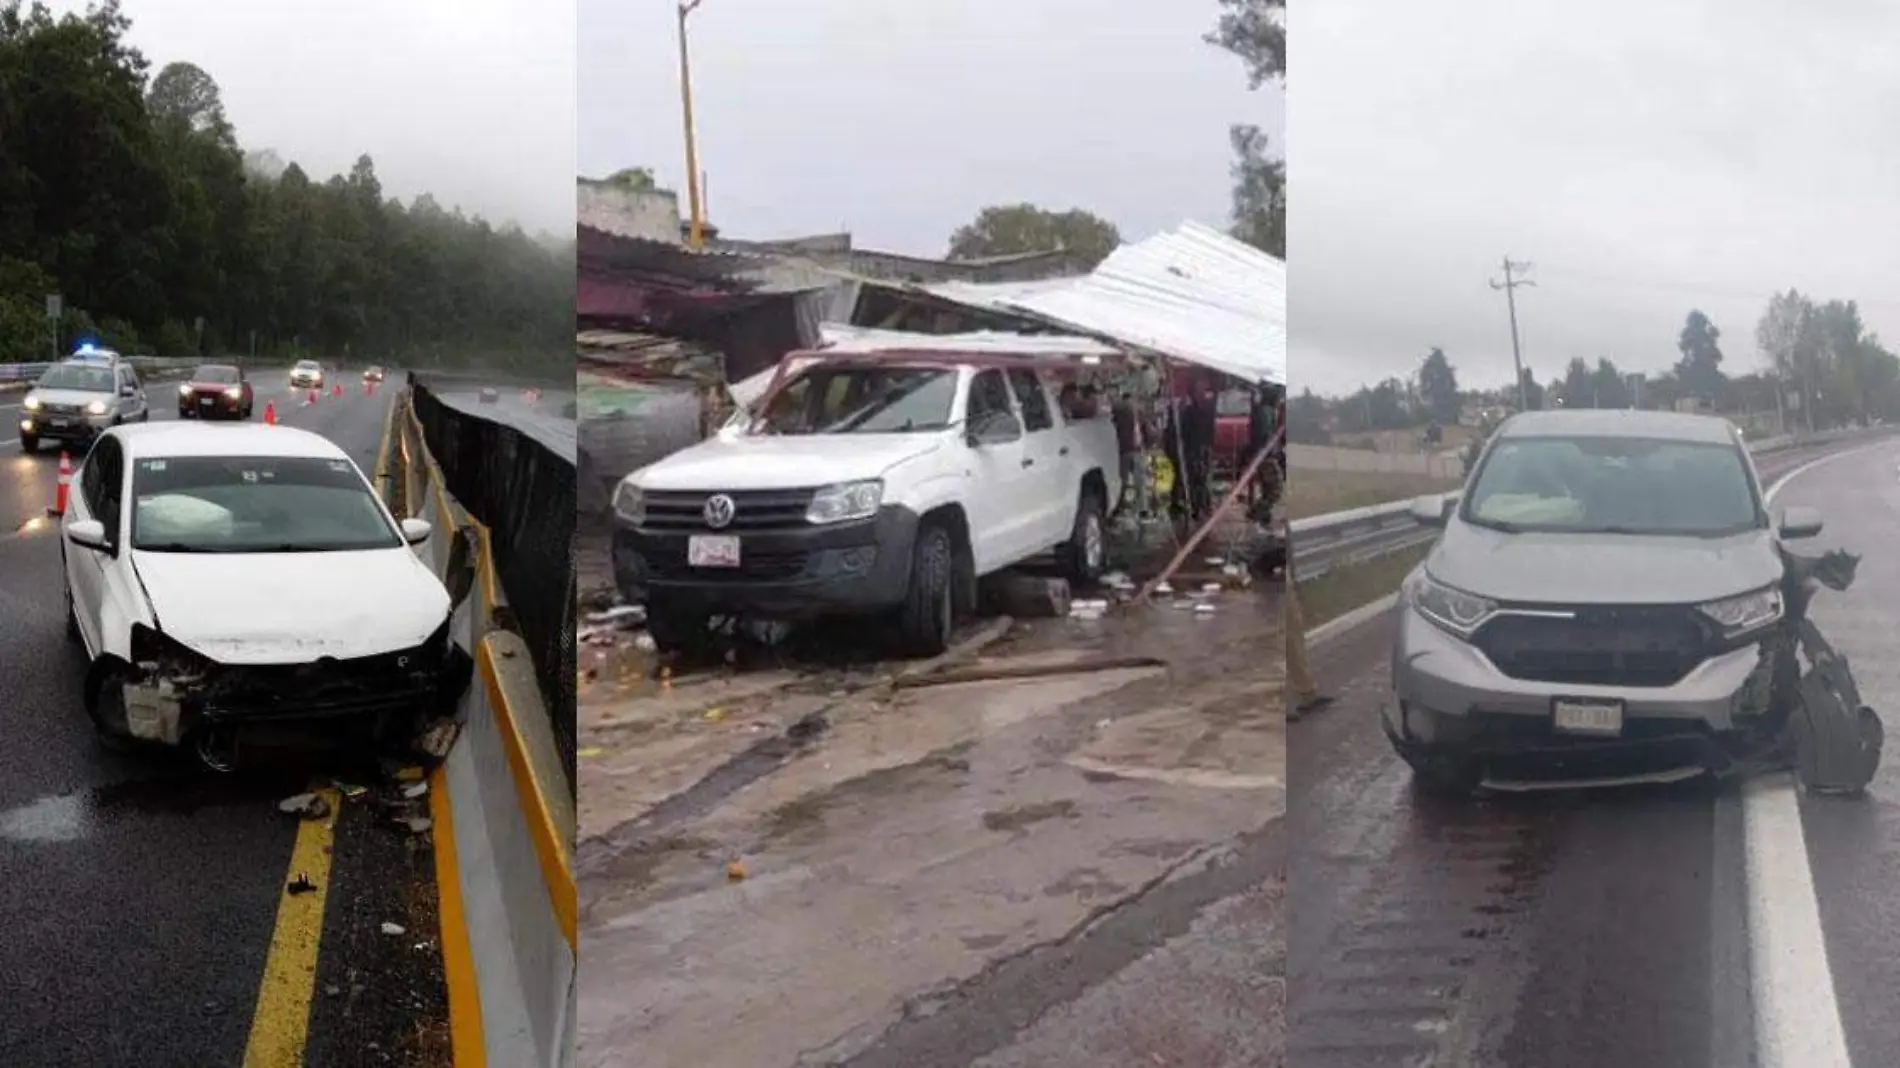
[[756, 367, 958, 434]]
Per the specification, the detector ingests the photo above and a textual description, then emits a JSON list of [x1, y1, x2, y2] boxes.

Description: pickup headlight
[[612, 481, 645, 526], [1406, 571, 1498, 639], [806, 479, 883, 524], [1697, 586, 1783, 636], [86, 400, 108, 415], [22, 394, 38, 411]]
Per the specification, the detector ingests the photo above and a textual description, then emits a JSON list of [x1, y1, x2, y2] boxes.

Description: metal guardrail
[[1291, 425, 1887, 584], [385, 392, 577, 1068]]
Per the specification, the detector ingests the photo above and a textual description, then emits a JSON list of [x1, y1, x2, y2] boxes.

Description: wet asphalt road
[[0, 375, 448, 1066], [1288, 436, 1897, 1068]]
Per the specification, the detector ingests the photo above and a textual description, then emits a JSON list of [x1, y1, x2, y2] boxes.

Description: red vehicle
[[177, 363, 254, 420]]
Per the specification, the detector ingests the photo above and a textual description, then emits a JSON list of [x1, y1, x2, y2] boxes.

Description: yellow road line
[[371, 390, 398, 505], [242, 787, 341, 1068], [430, 765, 487, 1067], [480, 640, 578, 948]]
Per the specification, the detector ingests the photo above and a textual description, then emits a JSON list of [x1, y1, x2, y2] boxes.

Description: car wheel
[[644, 600, 713, 660], [178, 407, 191, 419], [896, 522, 955, 658], [1058, 486, 1108, 586], [86, 664, 136, 752], [19, 433, 36, 453]]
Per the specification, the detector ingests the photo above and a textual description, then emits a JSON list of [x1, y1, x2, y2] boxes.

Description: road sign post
[[45, 294, 61, 364]]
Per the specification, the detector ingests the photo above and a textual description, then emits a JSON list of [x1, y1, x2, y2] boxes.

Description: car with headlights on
[[363, 365, 386, 383], [177, 364, 253, 420], [19, 355, 149, 452], [289, 359, 324, 390], [611, 353, 1122, 658], [59, 422, 463, 766], [1388, 408, 1821, 794]]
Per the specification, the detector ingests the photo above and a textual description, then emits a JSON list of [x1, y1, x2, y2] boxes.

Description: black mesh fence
[[410, 376, 576, 793]]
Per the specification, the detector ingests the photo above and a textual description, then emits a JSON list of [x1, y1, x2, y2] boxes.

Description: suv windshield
[[130, 455, 401, 553], [192, 365, 239, 383], [37, 364, 115, 392], [756, 367, 958, 434], [1464, 435, 1763, 537], [295, 361, 320, 371]]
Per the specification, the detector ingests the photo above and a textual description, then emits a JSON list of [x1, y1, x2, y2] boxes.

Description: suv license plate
[[1552, 698, 1624, 736], [687, 534, 740, 568]]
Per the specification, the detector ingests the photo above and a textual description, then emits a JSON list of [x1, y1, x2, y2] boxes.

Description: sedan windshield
[[131, 455, 401, 553], [37, 364, 114, 392], [756, 367, 958, 434], [1464, 435, 1763, 536], [191, 365, 239, 384]]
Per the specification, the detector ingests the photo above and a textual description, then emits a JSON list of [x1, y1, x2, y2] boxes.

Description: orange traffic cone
[[307, 388, 317, 405], [49, 451, 73, 516], [333, 382, 343, 397], [263, 401, 277, 426]]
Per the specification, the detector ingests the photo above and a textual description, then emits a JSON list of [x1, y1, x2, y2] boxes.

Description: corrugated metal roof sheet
[[1009, 221, 1284, 386], [904, 223, 1284, 386], [816, 323, 1117, 358]]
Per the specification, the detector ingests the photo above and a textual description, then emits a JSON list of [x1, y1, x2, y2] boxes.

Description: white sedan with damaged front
[[59, 422, 466, 767]]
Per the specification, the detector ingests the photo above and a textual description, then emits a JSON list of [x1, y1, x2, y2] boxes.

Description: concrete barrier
[[383, 390, 577, 1068]]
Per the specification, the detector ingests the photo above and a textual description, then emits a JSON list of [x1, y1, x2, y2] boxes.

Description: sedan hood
[[634, 434, 944, 491], [132, 547, 450, 663], [1429, 519, 1784, 605]]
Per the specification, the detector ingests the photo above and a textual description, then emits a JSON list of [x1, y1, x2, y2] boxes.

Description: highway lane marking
[[241, 786, 340, 1068], [1742, 444, 1887, 1068]]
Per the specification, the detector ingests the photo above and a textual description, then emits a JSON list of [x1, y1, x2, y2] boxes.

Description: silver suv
[[20, 356, 150, 452], [1387, 409, 1823, 793]]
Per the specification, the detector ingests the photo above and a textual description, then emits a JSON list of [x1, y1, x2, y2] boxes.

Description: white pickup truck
[[610, 356, 1123, 657]]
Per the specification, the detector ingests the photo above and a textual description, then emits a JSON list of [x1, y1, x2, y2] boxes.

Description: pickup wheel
[[896, 523, 955, 658], [1058, 487, 1108, 586]]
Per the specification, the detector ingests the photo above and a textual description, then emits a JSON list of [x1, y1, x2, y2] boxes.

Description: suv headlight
[[806, 479, 883, 524], [1697, 586, 1783, 637], [22, 394, 38, 411], [1405, 571, 1497, 638], [86, 400, 108, 415], [612, 481, 645, 526]]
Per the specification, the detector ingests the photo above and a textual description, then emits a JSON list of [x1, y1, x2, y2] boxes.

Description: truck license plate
[[687, 534, 740, 568], [1552, 698, 1624, 736]]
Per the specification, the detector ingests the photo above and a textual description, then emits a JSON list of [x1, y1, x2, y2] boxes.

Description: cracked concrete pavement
[[575, 584, 1287, 1068]]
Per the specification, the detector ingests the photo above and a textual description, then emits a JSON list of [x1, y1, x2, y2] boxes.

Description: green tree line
[[0, 1, 572, 371], [1289, 290, 1900, 443]]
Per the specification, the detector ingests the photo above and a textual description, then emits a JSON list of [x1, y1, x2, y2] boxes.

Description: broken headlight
[[1697, 585, 1783, 638], [612, 480, 645, 526], [1406, 571, 1497, 639]]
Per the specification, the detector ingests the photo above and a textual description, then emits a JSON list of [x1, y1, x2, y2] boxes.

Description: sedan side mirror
[[66, 519, 111, 552], [1778, 505, 1824, 540], [400, 518, 433, 545]]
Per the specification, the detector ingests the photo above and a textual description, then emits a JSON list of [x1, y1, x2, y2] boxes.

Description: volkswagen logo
[[703, 493, 736, 529]]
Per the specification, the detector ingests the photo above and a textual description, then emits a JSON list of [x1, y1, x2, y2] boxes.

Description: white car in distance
[[60, 422, 459, 766]]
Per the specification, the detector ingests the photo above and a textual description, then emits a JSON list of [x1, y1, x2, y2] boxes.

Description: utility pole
[[677, 0, 708, 250], [1490, 257, 1535, 411]]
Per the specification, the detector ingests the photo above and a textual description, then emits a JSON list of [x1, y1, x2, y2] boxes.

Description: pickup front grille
[[643, 488, 816, 532], [1474, 605, 1712, 688]]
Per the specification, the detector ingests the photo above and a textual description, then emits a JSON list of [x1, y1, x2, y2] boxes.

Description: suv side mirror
[[1409, 494, 1452, 527], [1777, 505, 1824, 540]]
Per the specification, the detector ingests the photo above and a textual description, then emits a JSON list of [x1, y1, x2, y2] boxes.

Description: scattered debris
[[398, 816, 434, 835], [401, 781, 429, 800], [333, 781, 367, 802], [726, 859, 747, 882], [395, 765, 427, 783], [786, 710, 830, 743], [703, 707, 727, 723], [415, 719, 460, 760], [381, 922, 407, 937], [579, 746, 606, 758], [278, 792, 330, 820], [287, 873, 318, 895]]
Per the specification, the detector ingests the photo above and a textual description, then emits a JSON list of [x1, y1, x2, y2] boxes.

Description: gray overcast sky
[[1293, 0, 1900, 397], [63, 0, 576, 235], [578, 0, 1276, 256]]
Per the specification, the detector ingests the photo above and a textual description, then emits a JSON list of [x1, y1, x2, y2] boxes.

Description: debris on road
[[725, 859, 747, 882], [400, 781, 429, 800], [287, 873, 318, 896], [278, 792, 331, 820], [381, 922, 407, 937]]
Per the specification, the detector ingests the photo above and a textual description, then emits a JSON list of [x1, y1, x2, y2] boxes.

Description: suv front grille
[[1474, 604, 1711, 688], [643, 488, 816, 532]]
